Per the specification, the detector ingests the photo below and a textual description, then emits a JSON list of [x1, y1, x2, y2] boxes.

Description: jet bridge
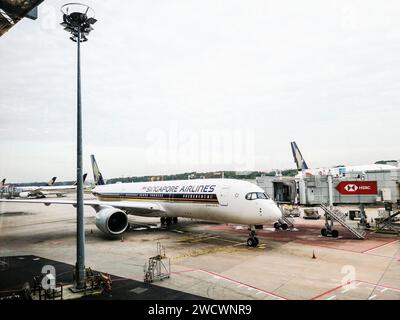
[[304, 170, 400, 205]]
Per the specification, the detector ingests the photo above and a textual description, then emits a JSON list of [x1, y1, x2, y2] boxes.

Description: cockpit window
[[245, 192, 270, 200], [257, 192, 268, 199]]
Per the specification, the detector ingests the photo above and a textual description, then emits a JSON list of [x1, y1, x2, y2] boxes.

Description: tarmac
[[0, 199, 399, 300]]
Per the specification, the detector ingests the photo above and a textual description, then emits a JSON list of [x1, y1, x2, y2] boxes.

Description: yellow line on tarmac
[[189, 235, 220, 243], [175, 232, 266, 250]]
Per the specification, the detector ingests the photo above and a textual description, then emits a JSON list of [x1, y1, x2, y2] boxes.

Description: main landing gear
[[273, 221, 288, 230], [321, 228, 339, 238], [160, 217, 178, 226], [247, 225, 259, 247]]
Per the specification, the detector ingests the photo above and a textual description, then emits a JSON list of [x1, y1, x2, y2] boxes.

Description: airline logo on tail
[[74, 173, 88, 185], [290, 141, 309, 171], [91, 155, 105, 185], [48, 177, 57, 186]]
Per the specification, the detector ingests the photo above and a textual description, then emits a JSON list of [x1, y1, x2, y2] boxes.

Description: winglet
[[90, 155, 105, 185], [48, 177, 57, 186], [290, 141, 309, 171]]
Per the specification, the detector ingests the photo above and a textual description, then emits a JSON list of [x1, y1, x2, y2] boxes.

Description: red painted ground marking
[[364, 252, 400, 259], [361, 240, 399, 253], [309, 281, 354, 300], [170, 268, 199, 274], [294, 240, 362, 254], [310, 280, 400, 300], [294, 241, 398, 260], [172, 268, 288, 300]]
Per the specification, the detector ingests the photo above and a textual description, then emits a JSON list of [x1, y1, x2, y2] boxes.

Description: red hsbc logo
[[336, 181, 377, 195], [344, 184, 358, 192]]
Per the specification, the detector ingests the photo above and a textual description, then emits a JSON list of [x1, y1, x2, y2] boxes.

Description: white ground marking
[[327, 295, 336, 300], [341, 287, 351, 293]]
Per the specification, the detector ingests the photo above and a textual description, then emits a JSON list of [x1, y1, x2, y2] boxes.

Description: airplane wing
[[0, 198, 165, 215]]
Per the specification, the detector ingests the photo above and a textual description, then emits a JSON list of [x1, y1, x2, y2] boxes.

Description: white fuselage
[[16, 185, 79, 197], [92, 178, 282, 225]]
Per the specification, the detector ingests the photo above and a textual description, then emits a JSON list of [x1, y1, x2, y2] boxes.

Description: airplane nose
[[272, 204, 283, 220]]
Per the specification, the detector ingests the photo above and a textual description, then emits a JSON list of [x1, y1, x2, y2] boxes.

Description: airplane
[[0, 156, 282, 247], [16, 174, 87, 198], [14, 176, 57, 197], [290, 141, 398, 177]]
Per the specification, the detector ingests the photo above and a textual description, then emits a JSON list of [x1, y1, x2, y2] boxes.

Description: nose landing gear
[[247, 226, 259, 247]]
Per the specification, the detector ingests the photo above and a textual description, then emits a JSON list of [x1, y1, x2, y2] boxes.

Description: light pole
[[60, 3, 96, 290]]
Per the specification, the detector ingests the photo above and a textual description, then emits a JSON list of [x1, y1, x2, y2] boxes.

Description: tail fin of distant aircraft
[[1, 179, 5, 187], [48, 177, 57, 186], [90, 155, 105, 185], [74, 173, 88, 185], [290, 141, 309, 171]]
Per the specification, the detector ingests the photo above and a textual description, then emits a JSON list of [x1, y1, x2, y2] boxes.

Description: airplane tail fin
[[1, 179, 5, 187], [74, 173, 88, 185], [290, 141, 309, 171], [90, 155, 105, 185], [48, 177, 57, 186]]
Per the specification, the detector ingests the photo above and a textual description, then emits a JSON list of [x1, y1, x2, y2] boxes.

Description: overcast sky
[[1, 0, 399, 182]]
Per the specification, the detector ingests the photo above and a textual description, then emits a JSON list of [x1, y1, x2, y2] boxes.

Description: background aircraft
[[16, 174, 87, 198]]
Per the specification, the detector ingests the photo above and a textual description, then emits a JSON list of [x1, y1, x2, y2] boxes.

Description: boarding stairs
[[320, 203, 366, 239]]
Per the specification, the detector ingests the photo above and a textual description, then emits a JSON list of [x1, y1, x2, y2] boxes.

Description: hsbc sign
[[335, 181, 378, 195]]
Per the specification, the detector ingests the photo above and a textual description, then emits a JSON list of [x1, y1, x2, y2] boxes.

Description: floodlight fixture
[[60, 3, 96, 42]]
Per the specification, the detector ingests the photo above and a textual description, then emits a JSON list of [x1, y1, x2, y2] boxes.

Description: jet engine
[[95, 207, 129, 236], [19, 191, 44, 198], [19, 192, 31, 198]]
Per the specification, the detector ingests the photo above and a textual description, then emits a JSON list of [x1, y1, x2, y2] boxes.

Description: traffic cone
[[121, 236, 124, 242], [312, 250, 316, 259]]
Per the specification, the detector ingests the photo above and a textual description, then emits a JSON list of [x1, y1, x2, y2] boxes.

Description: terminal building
[[256, 168, 400, 206]]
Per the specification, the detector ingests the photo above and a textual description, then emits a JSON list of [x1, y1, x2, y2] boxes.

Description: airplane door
[[219, 187, 229, 206]]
